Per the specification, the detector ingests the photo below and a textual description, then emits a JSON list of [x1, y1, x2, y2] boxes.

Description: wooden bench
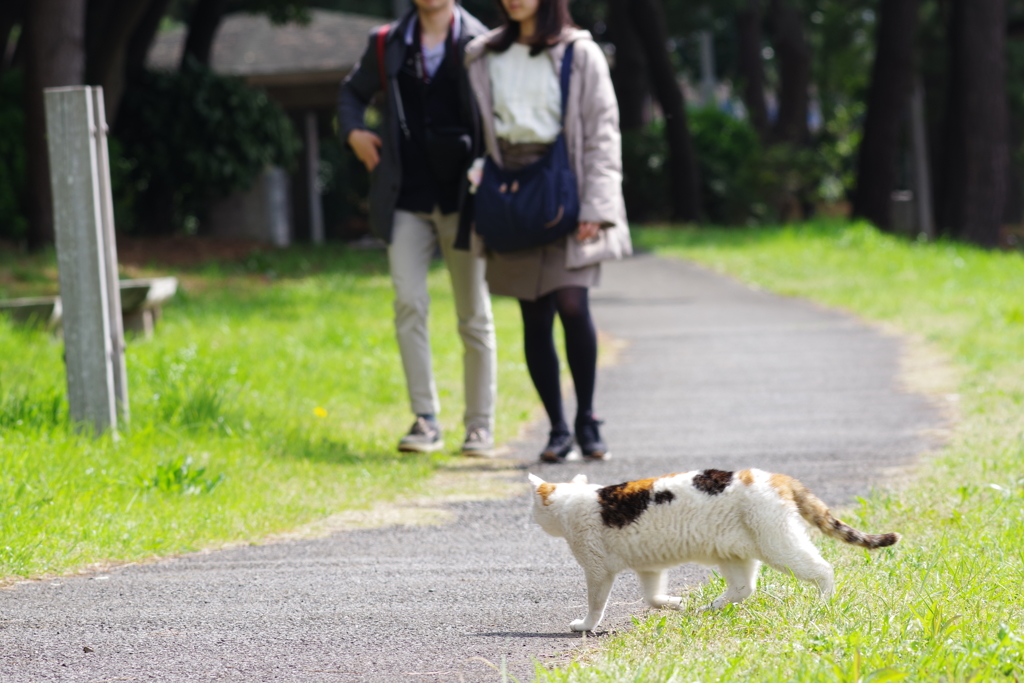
[[0, 296, 63, 329], [0, 276, 178, 338], [118, 277, 179, 337]]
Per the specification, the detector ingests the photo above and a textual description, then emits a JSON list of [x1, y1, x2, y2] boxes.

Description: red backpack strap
[[375, 25, 389, 92]]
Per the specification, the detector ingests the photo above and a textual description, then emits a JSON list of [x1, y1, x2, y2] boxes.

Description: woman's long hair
[[485, 0, 575, 56]]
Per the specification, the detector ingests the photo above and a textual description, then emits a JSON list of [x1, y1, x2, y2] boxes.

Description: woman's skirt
[[481, 140, 600, 302]]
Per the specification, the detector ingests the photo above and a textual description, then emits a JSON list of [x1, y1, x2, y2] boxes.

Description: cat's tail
[[781, 475, 901, 549]]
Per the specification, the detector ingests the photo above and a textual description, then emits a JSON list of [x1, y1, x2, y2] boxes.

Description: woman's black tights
[[518, 287, 597, 435]]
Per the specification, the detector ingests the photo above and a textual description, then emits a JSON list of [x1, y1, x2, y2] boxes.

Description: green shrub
[[621, 122, 672, 222], [137, 456, 225, 495], [756, 141, 832, 221], [319, 133, 371, 239], [689, 107, 765, 224], [115, 60, 301, 234], [0, 69, 28, 242], [623, 110, 834, 225]]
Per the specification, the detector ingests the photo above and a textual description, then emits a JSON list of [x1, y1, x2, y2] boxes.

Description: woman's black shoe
[[540, 431, 578, 462], [575, 416, 610, 460]]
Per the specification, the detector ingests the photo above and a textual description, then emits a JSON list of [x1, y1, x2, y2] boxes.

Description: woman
[[464, 0, 631, 462]]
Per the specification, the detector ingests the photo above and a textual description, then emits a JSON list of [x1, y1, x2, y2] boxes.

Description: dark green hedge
[[622, 108, 831, 225], [115, 60, 301, 234]]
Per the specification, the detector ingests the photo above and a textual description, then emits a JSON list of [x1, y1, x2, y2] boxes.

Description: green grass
[[0, 245, 538, 580], [537, 221, 1024, 682]]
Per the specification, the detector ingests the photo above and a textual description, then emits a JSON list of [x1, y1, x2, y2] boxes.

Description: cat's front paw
[[569, 618, 594, 632], [665, 596, 683, 610]]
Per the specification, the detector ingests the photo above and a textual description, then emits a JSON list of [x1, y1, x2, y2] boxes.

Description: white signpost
[[44, 85, 128, 435]]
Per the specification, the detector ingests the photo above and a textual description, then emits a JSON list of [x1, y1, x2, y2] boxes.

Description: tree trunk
[[937, 0, 1008, 246], [181, 0, 231, 68], [24, 0, 87, 249], [86, 0, 153, 125], [124, 0, 175, 84], [735, 0, 769, 139], [607, 0, 648, 132], [86, 0, 118, 63], [628, 0, 702, 221], [0, 0, 27, 72], [1003, 116, 1022, 225], [852, 0, 919, 231], [766, 0, 810, 146]]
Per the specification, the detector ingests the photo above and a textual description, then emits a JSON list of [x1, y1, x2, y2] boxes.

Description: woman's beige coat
[[465, 28, 632, 269]]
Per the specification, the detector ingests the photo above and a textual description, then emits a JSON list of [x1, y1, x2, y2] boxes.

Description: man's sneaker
[[398, 416, 443, 453], [575, 416, 611, 460], [461, 427, 495, 457], [540, 431, 580, 463]]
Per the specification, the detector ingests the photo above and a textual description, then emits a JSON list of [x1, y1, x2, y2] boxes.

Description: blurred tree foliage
[[624, 108, 829, 225], [5, 0, 1024, 242], [116, 60, 300, 234], [652, 0, 878, 222]]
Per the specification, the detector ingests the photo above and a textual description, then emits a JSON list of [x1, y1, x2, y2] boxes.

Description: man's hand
[[348, 129, 383, 172], [576, 221, 601, 241]]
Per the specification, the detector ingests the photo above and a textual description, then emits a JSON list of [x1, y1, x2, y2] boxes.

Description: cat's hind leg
[[761, 540, 834, 599], [570, 570, 616, 632], [637, 569, 682, 609], [704, 559, 761, 611]]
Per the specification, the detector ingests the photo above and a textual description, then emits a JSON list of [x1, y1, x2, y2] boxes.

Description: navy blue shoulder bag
[[474, 42, 579, 253]]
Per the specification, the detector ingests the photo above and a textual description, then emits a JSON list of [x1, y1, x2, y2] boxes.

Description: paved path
[[2, 255, 943, 683]]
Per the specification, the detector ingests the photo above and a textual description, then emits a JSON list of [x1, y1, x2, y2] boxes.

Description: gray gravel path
[[1, 254, 943, 683]]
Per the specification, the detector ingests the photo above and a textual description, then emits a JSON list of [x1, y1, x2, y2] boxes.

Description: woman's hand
[[467, 158, 486, 194], [348, 129, 383, 172], [576, 221, 601, 242]]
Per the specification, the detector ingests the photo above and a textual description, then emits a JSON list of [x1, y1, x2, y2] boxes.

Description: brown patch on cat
[[817, 513, 900, 548], [598, 477, 659, 528], [778, 474, 903, 550], [654, 490, 675, 505], [619, 478, 659, 495], [537, 483, 557, 506], [768, 473, 797, 502], [737, 469, 755, 486], [692, 469, 733, 496]]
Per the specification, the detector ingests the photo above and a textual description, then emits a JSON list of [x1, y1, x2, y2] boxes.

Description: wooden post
[[44, 85, 127, 435], [910, 79, 935, 240], [305, 110, 325, 244]]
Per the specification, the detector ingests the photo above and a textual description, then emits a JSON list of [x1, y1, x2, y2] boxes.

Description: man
[[338, 0, 496, 455]]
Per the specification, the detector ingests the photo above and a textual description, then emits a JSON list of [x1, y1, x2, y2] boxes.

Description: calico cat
[[528, 468, 900, 632]]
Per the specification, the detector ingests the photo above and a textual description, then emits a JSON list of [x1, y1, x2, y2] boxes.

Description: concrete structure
[[44, 86, 128, 434], [204, 166, 292, 247], [0, 277, 179, 339]]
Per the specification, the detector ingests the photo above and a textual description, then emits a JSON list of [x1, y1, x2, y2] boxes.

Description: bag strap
[[375, 23, 412, 140], [375, 25, 389, 92], [559, 41, 575, 125]]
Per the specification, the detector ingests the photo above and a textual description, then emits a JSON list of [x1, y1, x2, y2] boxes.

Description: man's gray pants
[[388, 208, 496, 433]]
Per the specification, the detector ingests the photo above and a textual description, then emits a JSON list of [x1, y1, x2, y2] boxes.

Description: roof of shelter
[[147, 9, 385, 79]]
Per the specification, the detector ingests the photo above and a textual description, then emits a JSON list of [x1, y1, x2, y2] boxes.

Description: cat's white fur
[[528, 469, 899, 632]]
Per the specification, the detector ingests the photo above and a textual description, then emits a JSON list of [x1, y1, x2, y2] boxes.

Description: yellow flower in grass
[[313, 406, 328, 418]]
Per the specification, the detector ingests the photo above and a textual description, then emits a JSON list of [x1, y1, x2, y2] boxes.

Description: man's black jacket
[[337, 6, 488, 248]]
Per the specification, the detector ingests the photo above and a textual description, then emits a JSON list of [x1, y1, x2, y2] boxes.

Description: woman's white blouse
[[488, 42, 562, 144]]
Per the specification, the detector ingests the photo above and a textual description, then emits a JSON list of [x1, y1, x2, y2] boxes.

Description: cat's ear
[[571, 474, 588, 484], [528, 473, 546, 488]]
